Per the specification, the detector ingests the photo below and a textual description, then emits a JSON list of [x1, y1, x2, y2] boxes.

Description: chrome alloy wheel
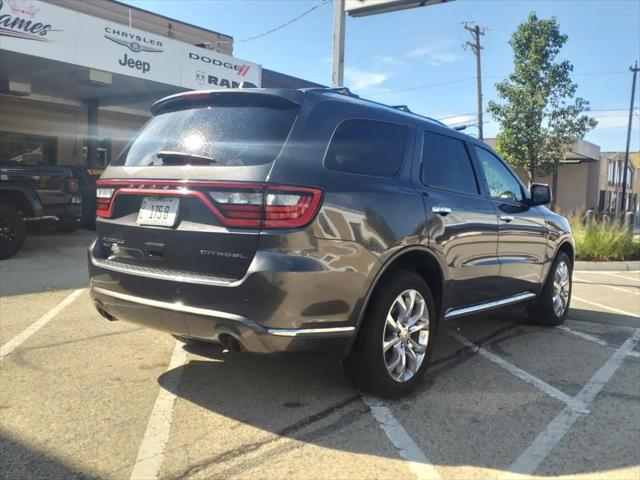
[[552, 260, 571, 317], [382, 289, 430, 382]]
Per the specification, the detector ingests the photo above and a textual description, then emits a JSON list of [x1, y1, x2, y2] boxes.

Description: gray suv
[[89, 88, 574, 397]]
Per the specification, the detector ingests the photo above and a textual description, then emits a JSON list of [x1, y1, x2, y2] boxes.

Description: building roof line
[[105, 0, 233, 40]]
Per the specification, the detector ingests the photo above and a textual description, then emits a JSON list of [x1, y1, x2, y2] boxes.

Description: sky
[[122, 0, 640, 151]]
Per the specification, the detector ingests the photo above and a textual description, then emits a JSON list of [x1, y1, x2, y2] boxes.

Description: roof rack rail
[[391, 105, 412, 113], [302, 87, 359, 98], [301, 87, 449, 128]]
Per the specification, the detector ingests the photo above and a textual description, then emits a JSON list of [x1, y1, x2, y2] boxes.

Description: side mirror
[[530, 183, 551, 206]]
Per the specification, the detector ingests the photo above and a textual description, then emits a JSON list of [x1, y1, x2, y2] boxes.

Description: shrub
[[566, 213, 640, 261]]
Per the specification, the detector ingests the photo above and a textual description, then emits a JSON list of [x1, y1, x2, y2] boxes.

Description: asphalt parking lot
[[1, 231, 639, 480]]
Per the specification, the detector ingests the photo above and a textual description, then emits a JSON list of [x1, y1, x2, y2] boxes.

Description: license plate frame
[[136, 196, 180, 227]]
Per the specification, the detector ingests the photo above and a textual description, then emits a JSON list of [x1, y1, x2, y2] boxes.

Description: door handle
[[432, 206, 452, 216], [500, 215, 514, 222]]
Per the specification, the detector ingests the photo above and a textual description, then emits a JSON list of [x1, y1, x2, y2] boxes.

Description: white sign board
[[345, 0, 450, 17], [0, 0, 261, 89]]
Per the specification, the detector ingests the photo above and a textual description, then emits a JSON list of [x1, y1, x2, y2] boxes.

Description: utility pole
[[620, 60, 639, 216], [464, 22, 486, 141], [332, 0, 346, 87]]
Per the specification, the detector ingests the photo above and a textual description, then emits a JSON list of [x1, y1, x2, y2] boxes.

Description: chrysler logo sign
[[104, 26, 163, 53]]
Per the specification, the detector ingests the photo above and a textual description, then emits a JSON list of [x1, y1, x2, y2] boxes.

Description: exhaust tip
[[94, 301, 117, 322], [218, 334, 242, 352]]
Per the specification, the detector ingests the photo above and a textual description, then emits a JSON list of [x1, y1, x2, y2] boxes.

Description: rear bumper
[[90, 286, 355, 355], [27, 203, 82, 223], [88, 238, 376, 355]]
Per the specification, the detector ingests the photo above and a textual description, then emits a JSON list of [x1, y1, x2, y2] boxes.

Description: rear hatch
[[94, 90, 311, 281]]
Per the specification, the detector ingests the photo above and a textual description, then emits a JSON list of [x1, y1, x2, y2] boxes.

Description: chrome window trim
[[444, 292, 536, 319]]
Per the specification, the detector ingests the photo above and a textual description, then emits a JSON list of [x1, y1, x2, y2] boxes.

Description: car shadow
[[157, 306, 638, 478], [568, 307, 640, 329], [0, 428, 100, 480]]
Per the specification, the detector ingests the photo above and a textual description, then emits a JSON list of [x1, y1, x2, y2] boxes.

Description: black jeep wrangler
[[0, 163, 86, 259]]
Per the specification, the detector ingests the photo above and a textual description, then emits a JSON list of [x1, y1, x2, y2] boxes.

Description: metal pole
[[474, 26, 483, 141], [332, 0, 345, 88], [620, 61, 638, 215], [464, 23, 485, 141]]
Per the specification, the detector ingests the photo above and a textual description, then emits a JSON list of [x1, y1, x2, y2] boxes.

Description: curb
[[574, 260, 640, 272]]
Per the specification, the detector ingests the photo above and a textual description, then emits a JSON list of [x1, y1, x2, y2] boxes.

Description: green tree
[[487, 12, 597, 189]]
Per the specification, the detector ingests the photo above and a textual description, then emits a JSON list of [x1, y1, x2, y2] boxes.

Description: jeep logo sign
[[118, 53, 150, 73]]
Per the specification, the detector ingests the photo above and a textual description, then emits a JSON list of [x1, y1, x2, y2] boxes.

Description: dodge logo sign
[[188, 52, 251, 76], [195, 71, 206, 85]]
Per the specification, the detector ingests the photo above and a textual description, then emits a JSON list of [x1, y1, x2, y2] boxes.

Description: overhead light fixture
[[75, 69, 113, 87], [0, 80, 31, 96]]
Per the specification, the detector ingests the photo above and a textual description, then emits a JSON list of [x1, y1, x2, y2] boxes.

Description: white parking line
[[504, 329, 640, 477], [362, 395, 442, 480], [602, 271, 640, 283], [557, 325, 609, 346], [447, 331, 574, 406], [571, 295, 640, 318], [129, 340, 187, 480], [573, 276, 639, 295], [558, 324, 640, 358], [0, 288, 84, 359]]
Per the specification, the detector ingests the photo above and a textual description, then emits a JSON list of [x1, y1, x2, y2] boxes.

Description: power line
[[236, 0, 330, 43], [368, 71, 632, 97], [371, 78, 476, 96]]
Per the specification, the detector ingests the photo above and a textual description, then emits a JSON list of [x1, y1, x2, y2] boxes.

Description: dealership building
[[0, 0, 321, 167]]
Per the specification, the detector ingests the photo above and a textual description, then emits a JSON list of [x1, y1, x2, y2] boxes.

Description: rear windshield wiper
[[156, 151, 217, 165]]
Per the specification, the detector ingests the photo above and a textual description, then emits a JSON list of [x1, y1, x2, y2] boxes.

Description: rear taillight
[[208, 185, 323, 229], [96, 187, 115, 217], [94, 180, 323, 229], [66, 178, 79, 193]]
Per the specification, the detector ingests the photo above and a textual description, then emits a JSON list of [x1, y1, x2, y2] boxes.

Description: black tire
[[527, 252, 572, 326], [0, 204, 26, 260], [344, 270, 438, 398]]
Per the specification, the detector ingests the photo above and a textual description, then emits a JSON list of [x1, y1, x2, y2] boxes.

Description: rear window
[[421, 131, 479, 195], [325, 119, 408, 176], [112, 103, 299, 167]]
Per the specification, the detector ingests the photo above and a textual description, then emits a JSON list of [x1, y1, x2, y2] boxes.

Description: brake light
[[66, 178, 79, 193], [94, 180, 323, 228], [96, 187, 115, 217], [208, 185, 323, 229]]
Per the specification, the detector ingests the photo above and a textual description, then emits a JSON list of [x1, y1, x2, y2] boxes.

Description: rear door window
[[325, 119, 408, 176], [421, 131, 479, 195], [112, 102, 299, 167]]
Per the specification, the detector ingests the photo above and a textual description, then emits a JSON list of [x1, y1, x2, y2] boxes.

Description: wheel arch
[[0, 187, 38, 217], [540, 238, 575, 288], [556, 240, 575, 265], [353, 246, 446, 334]]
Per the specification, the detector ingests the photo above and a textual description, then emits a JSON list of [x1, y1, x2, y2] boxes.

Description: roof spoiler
[[151, 89, 302, 115]]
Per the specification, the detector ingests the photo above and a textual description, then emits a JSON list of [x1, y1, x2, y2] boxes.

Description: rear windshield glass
[[112, 103, 299, 167]]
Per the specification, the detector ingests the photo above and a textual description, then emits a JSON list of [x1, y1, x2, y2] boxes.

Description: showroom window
[[0, 132, 57, 166]]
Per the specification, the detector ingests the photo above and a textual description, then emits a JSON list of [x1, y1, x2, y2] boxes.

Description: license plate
[[137, 197, 180, 227]]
